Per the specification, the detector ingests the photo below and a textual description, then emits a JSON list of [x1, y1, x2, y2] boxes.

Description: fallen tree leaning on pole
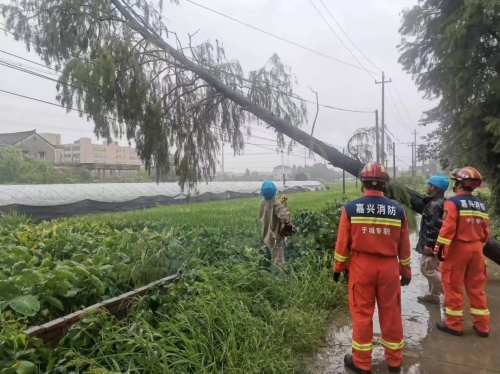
[[108, 0, 500, 266]]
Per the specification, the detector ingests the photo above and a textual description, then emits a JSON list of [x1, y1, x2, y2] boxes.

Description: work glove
[[423, 246, 434, 256], [433, 244, 445, 261], [400, 276, 411, 287], [333, 270, 349, 283]]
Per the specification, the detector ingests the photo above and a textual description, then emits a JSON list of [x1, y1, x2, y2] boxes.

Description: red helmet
[[451, 167, 482, 188], [360, 162, 389, 182]]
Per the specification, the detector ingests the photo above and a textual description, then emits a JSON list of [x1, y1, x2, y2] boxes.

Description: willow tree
[[347, 127, 378, 164], [1, 0, 307, 186]]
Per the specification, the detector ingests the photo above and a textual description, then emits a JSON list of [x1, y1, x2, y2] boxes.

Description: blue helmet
[[427, 174, 449, 191], [261, 180, 277, 200]]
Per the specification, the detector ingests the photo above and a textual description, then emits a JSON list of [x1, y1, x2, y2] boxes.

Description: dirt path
[[308, 234, 500, 373]]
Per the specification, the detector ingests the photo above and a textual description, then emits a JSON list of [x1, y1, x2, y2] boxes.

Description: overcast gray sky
[[0, 0, 434, 174]]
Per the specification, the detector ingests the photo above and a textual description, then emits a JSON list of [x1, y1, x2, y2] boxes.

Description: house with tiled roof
[[0, 130, 63, 163]]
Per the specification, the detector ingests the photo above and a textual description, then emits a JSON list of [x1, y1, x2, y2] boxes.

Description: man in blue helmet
[[416, 174, 449, 304], [259, 180, 292, 271]]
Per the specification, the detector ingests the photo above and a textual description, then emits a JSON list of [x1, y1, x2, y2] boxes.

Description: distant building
[[60, 138, 141, 166], [273, 165, 292, 180], [39, 133, 62, 145], [0, 130, 144, 170], [0, 130, 63, 163]]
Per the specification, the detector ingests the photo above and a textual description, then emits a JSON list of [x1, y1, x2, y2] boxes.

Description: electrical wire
[[307, 0, 375, 80], [0, 89, 314, 163], [185, 0, 381, 76], [387, 84, 411, 131], [392, 83, 415, 125], [0, 32, 374, 114], [395, 155, 411, 167], [0, 52, 357, 158], [318, 0, 381, 72]]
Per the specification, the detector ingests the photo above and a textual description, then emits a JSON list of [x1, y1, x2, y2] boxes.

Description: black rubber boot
[[388, 364, 401, 373], [473, 325, 490, 338], [436, 321, 463, 336], [344, 354, 371, 374]]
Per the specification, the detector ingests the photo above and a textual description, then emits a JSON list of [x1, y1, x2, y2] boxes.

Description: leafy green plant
[[0, 190, 356, 373]]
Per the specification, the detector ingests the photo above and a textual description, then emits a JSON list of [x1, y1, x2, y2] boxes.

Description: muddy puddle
[[307, 234, 500, 374]]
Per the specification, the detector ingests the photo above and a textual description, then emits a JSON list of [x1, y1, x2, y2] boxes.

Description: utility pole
[[375, 72, 392, 164], [411, 142, 415, 177], [281, 149, 285, 191], [413, 129, 418, 176], [221, 141, 224, 181], [375, 110, 380, 163], [392, 142, 396, 179], [342, 149, 346, 195]]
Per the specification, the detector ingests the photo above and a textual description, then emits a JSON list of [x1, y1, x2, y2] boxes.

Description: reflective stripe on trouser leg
[[380, 338, 404, 350], [471, 308, 490, 316], [440, 260, 466, 332], [376, 256, 404, 368], [351, 340, 373, 373], [349, 253, 377, 372], [465, 246, 490, 333], [352, 340, 373, 352], [445, 308, 463, 316]]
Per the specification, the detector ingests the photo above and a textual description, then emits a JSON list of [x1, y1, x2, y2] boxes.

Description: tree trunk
[[112, 0, 500, 266]]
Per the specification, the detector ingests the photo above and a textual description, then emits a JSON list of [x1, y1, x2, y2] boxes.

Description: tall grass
[[52, 249, 347, 374]]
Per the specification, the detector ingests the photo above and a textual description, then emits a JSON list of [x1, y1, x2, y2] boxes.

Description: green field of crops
[[1, 186, 358, 373]]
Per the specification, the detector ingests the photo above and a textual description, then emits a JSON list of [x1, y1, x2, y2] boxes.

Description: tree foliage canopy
[[1, 0, 307, 188], [347, 126, 378, 164], [399, 0, 500, 207], [0, 147, 92, 184]]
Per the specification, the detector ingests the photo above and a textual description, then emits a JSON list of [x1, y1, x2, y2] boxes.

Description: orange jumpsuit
[[334, 190, 411, 371], [436, 191, 490, 333]]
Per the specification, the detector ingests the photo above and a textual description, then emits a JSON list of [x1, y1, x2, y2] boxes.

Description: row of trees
[[399, 0, 500, 210], [0, 147, 92, 184]]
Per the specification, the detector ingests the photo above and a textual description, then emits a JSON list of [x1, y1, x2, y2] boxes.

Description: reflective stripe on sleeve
[[400, 257, 411, 266], [445, 307, 463, 316], [352, 340, 373, 352], [437, 236, 451, 245], [334, 252, 348, 263], [380, 338, 404, 350], [350, 217, 402, 227], [470, 308, 490, 316]]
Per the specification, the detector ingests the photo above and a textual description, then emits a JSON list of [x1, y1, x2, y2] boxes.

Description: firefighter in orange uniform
[[434, 167, 490, 337], [333, 162, 412, 374]]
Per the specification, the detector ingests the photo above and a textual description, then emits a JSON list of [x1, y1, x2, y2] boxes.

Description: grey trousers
[[420, 254, 443, 297]]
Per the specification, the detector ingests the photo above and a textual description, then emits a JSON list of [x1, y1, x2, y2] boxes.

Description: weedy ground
[[1, 185, 361, 373]]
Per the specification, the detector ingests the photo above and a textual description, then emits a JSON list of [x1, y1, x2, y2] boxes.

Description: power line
[[392, 83, 415, 125], [0, 89, 314, 159], [0, 29, 373, 114], [384, 125, 404, 144], [307, 0, 375, 80], [386, 84, 411, 131], [395, 155, 411, 167], [184, 0, 381, 76], [0, 88, 125, 124], [0, 57, 290, 143], [0, 51, 374, 156], [385, 96, 411, 133], [318, 0, 381, 72]]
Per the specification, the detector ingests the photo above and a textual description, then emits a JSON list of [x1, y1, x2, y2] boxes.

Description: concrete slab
[[308, 234, 500, 374]]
